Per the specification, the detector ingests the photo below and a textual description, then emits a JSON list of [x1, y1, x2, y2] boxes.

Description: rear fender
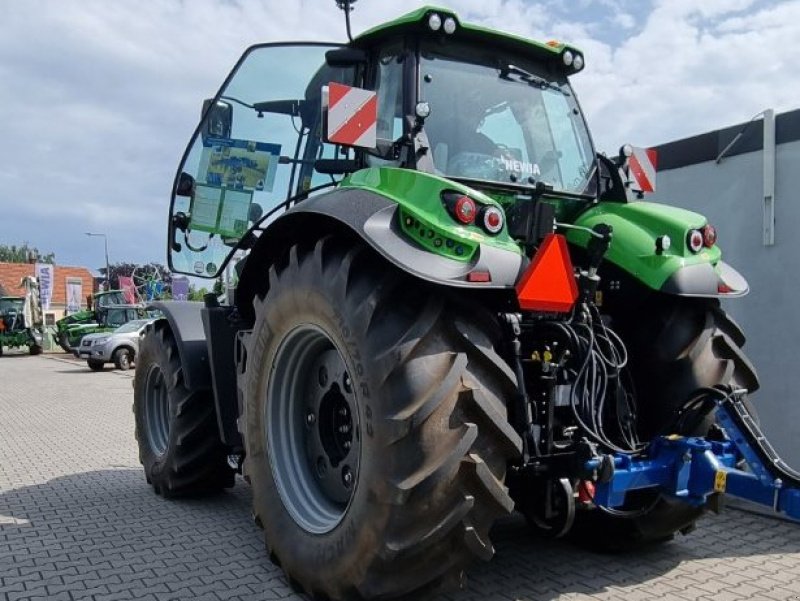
[[235, 185, 524, 321], [567, 202, 748, 298], [148, 300, 242, 448]]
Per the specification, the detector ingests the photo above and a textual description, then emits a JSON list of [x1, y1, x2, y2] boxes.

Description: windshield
[[114, 320, 149, 334], [419, 44, 596, 195], [96, 291, 125, 307], [0, 298, 23, 314]]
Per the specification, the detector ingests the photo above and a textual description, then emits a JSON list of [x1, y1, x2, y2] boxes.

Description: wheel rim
[[120, 352, 130, 369], [144, 364, 170, 456], [267, 324, 361, 534]]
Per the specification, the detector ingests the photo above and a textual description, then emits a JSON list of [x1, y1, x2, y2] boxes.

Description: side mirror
[[325, 47, 367, 68], [201, 99, 233, 143]]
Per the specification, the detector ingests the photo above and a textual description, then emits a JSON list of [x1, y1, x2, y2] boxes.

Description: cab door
[[168, 44, 357, 279]]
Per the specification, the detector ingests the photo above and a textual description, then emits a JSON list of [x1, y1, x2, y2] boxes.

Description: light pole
[[85, 232, 110, 291]]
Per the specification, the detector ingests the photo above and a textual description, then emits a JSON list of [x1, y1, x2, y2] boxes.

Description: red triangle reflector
[[516, 234, 578, 313]]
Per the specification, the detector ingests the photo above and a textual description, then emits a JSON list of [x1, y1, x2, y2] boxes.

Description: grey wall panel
[[648, 139, 800, 466]]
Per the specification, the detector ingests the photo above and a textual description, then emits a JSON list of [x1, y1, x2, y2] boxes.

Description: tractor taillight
[[442, 191, 478, 225], [454, 196, 476, 224], [480, 206, 504, 235], [702, 224, 717, 248], [687, 229, 704, 253]]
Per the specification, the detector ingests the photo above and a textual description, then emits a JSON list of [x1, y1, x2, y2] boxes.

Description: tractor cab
[[0, 297, 25, 333], [167, 7, 598, 281]]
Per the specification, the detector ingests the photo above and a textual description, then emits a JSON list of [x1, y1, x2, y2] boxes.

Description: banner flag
[[66, 280, 82, 314], [172, 277, 189, 301], [118, 276, 136, 304], [35, 263, 54, 310]]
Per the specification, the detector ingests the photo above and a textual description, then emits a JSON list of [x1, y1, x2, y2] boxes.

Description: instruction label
[[199, 137, 280, 192], [190, 184, 253, 238]]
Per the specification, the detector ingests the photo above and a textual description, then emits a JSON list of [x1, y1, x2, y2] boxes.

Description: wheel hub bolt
[[343, 441, 351, 450], [343, 373, 353, 393], [342, 467, 353, 488], [318, 366, 328, 387], [306, 412, 316, 426], [339, 407, 348, 417], [338, 425, 350, 434]]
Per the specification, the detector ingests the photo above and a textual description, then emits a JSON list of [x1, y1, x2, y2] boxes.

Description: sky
[[1, 0, 798, 274]]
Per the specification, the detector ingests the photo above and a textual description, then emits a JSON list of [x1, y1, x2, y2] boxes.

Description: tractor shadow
[[2, 471, 799, 601]]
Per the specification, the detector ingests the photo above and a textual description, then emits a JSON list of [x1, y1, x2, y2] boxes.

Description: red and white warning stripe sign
[[628, 146, 657, 193], [325, 82, 377, 149]]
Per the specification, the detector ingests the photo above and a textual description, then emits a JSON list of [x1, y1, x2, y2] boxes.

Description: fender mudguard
[[567, 202, 748, 298], [235, 186, 524, 318], [148, 301, 211, 391]]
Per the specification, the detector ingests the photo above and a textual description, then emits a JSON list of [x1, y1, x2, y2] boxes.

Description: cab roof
[[355, 6, 582, 69]]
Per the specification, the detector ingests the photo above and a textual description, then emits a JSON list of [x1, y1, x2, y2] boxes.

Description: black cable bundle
[[543, 306, 644, 454]]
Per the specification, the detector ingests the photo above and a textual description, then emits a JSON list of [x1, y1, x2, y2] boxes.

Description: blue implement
[[588, 390, 800, 521]]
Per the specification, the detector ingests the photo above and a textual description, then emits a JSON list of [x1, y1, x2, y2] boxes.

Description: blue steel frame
[[587, 395, 800, 521]]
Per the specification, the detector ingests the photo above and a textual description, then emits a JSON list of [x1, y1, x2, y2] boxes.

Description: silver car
[[78, 319, 154, 371]]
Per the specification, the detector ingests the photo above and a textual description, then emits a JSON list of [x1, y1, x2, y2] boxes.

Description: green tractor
[[60, 304, 146, 352], [0, 277, 44, 357], [55, 290, 139, 351], [132, 5, 792, 600]]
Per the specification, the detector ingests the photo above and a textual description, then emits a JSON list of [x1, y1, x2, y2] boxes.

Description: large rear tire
[[240, 237, 522, 600], [572, 297, 759, 549], [134, 321, 235, 496]]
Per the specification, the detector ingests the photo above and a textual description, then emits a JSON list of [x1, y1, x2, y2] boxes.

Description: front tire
[[113, 347, 132, 370], [87, 359, 105, 371], [29, 344, 42, 355], [133, 321, 235, 496], [240, 238, 522, 600], [572, 297, 759, 548]]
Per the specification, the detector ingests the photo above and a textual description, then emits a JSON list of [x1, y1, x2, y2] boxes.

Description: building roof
[[653, 107, 800, 172], [0, 262, 95, 309]]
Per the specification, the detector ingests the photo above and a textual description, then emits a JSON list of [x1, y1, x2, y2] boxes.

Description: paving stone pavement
[[1, 353, 800, 601]]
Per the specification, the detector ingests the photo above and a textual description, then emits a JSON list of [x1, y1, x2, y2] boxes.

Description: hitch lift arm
[[588, 391, 800, 521]]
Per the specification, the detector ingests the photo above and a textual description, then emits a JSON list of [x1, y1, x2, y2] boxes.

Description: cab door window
[[170, 44, 355, 278]]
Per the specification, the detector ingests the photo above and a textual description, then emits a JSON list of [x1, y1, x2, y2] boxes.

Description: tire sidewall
[[245, 280, 391, 587], [134, 330, 180, 484]]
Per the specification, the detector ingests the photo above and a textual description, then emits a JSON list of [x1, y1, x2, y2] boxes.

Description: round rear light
[[687, 229, 704, 253], [481, 206, 504, 235], [703, 224, 717, 248], [453, 195, 477, 224]]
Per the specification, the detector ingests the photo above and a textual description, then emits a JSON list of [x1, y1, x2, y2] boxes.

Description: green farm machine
[[0, 277, 44, 356], [133, 4, 799, 599], [55, 290, 144, 351]]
